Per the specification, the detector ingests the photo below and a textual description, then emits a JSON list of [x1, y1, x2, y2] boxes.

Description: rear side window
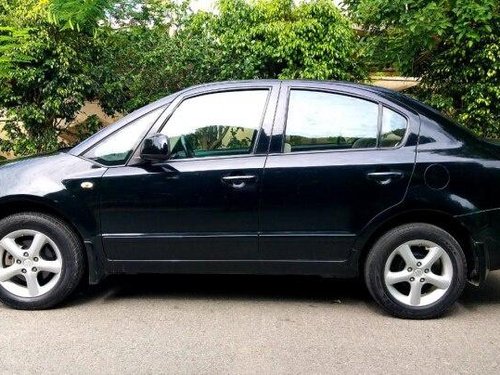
[[380, 107, 407, 148], [285, 90, 379, 152], [284, 90, 408, 152]]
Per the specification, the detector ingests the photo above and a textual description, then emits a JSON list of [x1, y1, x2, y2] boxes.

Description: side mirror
[[140, 134, 170, 162]]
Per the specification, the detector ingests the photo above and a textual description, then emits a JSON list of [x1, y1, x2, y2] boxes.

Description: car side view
[[0, 80, 498, 318]]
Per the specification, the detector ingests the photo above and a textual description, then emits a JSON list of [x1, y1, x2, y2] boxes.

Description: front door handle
[[367, 171, 404, 185], [221, 175, 257, 188]]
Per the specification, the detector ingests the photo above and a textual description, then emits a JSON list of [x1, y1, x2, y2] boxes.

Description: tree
[[95, 0, 366, 112], [345, 0, 499, 139], [93, 1, 221, 113], [0, 0, 104, 155], [211, 0, 365, 81], [47, 0, 114, 31], [1, 0, 367, 156]]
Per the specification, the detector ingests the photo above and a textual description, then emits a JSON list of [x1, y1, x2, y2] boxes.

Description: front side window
[[285, 90, 379, 152], [83, 107, 163, 166], [161, 90, 269, 159]]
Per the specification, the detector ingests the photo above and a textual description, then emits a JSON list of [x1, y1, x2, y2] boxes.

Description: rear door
[[260, 82, 419, 263]]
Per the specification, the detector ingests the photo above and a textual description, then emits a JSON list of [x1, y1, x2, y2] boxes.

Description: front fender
[[0, 153, 105, 239], [0, 153, 107, 284]]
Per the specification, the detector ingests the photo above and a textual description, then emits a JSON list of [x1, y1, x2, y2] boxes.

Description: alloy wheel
[[0, 229, 63, 298], [383, 240, 453, 307]]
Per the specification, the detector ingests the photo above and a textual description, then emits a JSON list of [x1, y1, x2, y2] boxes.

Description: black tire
[[364, 223, 467, 319], [0, 212, 85, 310]]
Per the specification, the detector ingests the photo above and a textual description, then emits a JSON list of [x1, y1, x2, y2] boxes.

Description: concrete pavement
[[1, 272, 499, 374]]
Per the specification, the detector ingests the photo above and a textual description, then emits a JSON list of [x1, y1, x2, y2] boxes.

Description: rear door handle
[[367, 171, 404, 185], [221, 175, 257, 188]]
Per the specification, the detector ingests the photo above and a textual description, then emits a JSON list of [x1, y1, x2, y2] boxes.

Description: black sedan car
[[0, 80, 498, 318]]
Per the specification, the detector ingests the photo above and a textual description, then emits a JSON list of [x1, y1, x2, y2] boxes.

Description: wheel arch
[[0, 195, 103, 285], [355, 209, 477, 282], [1, 195, 72, 223]]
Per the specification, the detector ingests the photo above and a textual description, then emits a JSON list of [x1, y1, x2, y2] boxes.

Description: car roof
[[185, 78, 420, 108], [187, 78, 392, 93]]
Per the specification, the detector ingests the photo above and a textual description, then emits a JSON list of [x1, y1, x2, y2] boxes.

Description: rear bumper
[[456, 208, 500, 284]]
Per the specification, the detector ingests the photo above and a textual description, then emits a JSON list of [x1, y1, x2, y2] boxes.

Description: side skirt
[[104, 259, 358, 278]]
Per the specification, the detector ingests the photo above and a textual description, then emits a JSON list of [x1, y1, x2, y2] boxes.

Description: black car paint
[[0, 80, 498, 285]]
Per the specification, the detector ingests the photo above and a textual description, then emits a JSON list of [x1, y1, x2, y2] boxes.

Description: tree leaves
[[345, 0, 499, 139], [209, 0, 366, 81], [0, 0, 102, 155], [94, 0, 366, 113], [47, 0, 114, 33]]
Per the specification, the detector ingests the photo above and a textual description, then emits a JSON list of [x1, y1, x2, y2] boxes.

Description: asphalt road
[[1, 272, 499, 374]]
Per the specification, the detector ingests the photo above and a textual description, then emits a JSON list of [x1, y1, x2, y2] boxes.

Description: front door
[[97, 84, 279, 262], [260, 84, 418, 264]]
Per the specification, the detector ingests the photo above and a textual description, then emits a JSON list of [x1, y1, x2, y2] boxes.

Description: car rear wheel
[[364, 223, 467, 319], [0, 212, 85, 310]]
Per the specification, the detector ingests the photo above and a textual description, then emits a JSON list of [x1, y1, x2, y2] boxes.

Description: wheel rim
[[0, 230, 63, 298], [383, 240, 453, 307]]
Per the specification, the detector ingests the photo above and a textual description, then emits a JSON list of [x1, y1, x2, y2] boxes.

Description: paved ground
[[0, 271, 499, 374]]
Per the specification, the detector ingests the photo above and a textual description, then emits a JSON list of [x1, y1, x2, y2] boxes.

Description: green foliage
[[3, 0, 366, 156], [0, 1, 34, 76], [0, 27, 32, 76], [74, 114, 103, 140], [1, 0, 498, 159], [345, 0, 499, 138], [0, 0, 103, 155], [94, 0, 365, 113], [95, 1, 219, 113], [211, 0, 365, 80], [47, 0, 115, 32], [412, 32, 499, 138]]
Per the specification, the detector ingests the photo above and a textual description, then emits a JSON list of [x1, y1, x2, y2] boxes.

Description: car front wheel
[[0, 212, 85, 310], [365, 223, 467, 319]]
